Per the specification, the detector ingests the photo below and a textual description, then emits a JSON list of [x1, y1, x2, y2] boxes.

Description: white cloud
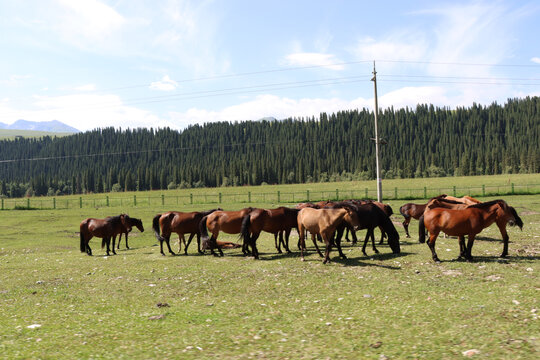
[[352, 36, 427, 62], [531, 57, 540, 64], [53, 0, 126, 50], [283, 53, 345, 70], [150, 75, 179, 91], [74, 84, 97, 91]]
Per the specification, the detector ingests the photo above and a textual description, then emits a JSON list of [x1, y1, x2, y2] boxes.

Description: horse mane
[[200, 208, 221, 217], [467, 199, 505, 209], [429, 194, 447, 201], [129, 217, 142, 226], [106, 215, 123, 226]]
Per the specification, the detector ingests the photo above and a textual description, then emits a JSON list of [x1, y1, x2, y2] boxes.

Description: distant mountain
[[0, 120, 79, 133]]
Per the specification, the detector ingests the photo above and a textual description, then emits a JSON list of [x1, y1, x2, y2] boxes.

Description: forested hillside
[[0, 97, 538, 197]]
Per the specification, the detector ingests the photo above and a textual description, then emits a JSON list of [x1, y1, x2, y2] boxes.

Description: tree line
[[0, 97, 538, 198]]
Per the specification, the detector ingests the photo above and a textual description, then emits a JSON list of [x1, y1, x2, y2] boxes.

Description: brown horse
[[114, 217, 144, 250], [152, 209, 221, 256], [199, 208, 254, 256], [421, 199, 523, 262], [80, 214, 131, 256], [343, 199, 394, 244], [297, 207, 360, 264], [399, 194, 448, 238], [240, 207, 300, 258]]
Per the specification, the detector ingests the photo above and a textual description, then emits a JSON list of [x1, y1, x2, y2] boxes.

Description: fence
[[1, 183, 539, 210]]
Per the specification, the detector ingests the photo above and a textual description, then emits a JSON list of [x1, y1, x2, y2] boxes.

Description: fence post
[[365, 188, 368, 199], [511, 183, 515, 194], [307, 190, 310, 202], [161, 194, 165, 205], [53, 198, 56, 209], [248, 191, 251, 203], [219, 193, 222, 203], [134, 195, 137, 206], [424, 186, 427, 199], [336, 189, 339, 200], [394, 187, 398, 199], [190, 193, 193, 204], [27, 198, 30, 209], [453, 186, 456, 197], [482, 185, 485, 197], [79, 197, 82, 209], [106, 196, 109, 207], [1, 198, 3, 210], [277, 191, 281, 203]]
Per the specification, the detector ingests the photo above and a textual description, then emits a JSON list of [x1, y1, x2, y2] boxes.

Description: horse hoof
[[500, 253, 508, 258], [341, 255, 348, 260]]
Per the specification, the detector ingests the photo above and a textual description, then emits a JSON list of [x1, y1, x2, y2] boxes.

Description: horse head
[[132, 218, 144, 232]]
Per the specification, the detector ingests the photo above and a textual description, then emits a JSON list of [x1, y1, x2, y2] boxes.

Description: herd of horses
[[79, 195, 523, 263]]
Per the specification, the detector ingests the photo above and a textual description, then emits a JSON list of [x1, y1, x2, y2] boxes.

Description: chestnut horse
[[421, 199, 523, 262], [297, 207, 360, 264], [417, 198, 469, 243], [399, 194, 448, 238], [240, 207, 300, 259], [114, 217, 144, 250], [199, 208, 254, 256], [152, 209, 221, 256], [80, 214, 131, 256]]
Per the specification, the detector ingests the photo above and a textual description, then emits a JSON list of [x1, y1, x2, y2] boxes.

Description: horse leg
[[251, 233, 260, 259], [427, 232, 441, 263], [105, 237, 111, 256], [299, 229, 306, 261], [362, 230, 371, 256], [165, 237, 176, 256], [497, 223, 509, 258], [125, 232, 130, 249], [274, 233, 282, 254], [85, 236, 93, 256], [378, 226, 387, 245], [344, 227, 350, 242], [322, 233, 332, 264], [371, 229, 379, 254], [457, 235, 466, 260], [283, 229, 292, 253], [117, 233, 122, 250], [465, 234, 476, 261], [111, 235, 117, 255], [185, 233, 196, 255], [311, 233, 324, 258], [196, 233, 203, 254], [334, 229, 347, 260], [403, 217, 411, 238]]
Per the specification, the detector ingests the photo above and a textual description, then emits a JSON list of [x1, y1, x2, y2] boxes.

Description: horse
[[442, 195, 481, 205], [152, 209, 221, 256], [343, 200, 394, 244], [420, 199, 523, 262], [115, 217, 144, 250], [80, 214, 131, 256], [240, 207, 300, 259], [399, 194, 448, 238], [297, 207, 360, 264], [417, 198, 470, 243], [199, 208, 254, 257], [335, 202, 400, 256]]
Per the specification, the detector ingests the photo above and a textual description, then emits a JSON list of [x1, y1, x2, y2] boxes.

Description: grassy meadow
[[0, 175, 539, 359]]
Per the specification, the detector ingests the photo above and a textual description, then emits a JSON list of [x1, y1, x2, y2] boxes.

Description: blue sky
[[0, 0, 539, 131]]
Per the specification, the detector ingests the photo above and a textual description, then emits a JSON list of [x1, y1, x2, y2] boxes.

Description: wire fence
[[1, 183, 539, 210]]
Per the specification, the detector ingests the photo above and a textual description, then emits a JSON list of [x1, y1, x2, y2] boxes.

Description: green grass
[[0, 183, 539, 358]]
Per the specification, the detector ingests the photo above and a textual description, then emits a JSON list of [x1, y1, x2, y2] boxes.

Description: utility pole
[[371, 61, 383, 202]]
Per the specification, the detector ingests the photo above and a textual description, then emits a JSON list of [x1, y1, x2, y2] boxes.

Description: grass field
[[0, 129, 74, 140], [0, 180, 539, 358]]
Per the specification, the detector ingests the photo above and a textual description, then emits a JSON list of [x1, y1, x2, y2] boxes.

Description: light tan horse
[[297, 207, 359, 264], [199, 208, 254, 256]]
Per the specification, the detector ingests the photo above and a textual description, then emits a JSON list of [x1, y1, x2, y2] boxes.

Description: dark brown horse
[[240, 207, 300, 258], [335, 202, 401, 256], [115, 217, 144, 250], [343, 200, 394, 244], [399, 194, 448, 238], [80, 214, 131, 256], [152, 209, 221, 256], [421, 199, 523, 262], [199, 208, 254, 256], [297, 207, 360, 264]]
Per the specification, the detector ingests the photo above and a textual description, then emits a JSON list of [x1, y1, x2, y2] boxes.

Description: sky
[[0, 0, 539, 132]]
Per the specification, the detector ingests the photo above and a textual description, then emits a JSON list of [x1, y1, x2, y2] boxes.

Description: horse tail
[[418, 214, 426, 243], [385, 204, 394, 216], [80, 231, 85, 252], [199, 215, 210, 243], [399, 205, 409, 219], [240, 214, 252, 245], [101, 238, 106, 249], [152, 214, 165, 242]]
